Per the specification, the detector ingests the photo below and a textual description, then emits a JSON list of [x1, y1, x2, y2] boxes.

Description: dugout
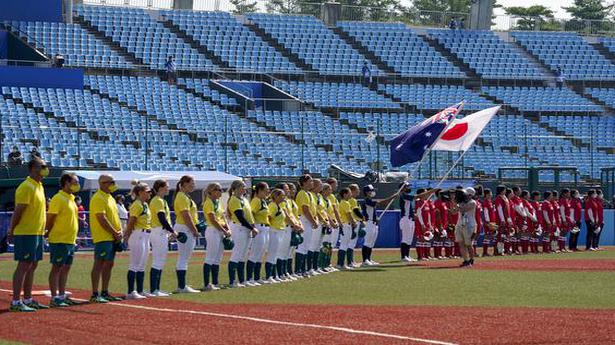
[[602, 167, 615, 200], [498, 166, 579, 191]]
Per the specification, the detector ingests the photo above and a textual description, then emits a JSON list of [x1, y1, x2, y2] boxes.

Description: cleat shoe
[[204, 284, 221, 291], [257, 279, 270, 285], [126, 291, 146, 300], [49, 298, 69, 308], [62, 297, 80, 306], [9, 301, 36, 312], [101, 294, 123, 301], [89, 296, 109, 304], [152, 290, 170, 297], [25, 300, 49, 310], [175, 286, 200, 293]]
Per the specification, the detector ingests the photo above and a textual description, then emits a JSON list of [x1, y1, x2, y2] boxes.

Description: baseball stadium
[[0, 0, 614, 344]]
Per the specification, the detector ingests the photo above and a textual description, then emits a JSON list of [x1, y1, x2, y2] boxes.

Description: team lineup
[[7, 157, 607, 312]]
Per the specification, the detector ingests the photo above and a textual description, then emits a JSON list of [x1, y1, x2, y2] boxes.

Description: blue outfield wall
[[0, 0, 63, 23], [0, 66, 84, 90], [0, 31, 7, 59]]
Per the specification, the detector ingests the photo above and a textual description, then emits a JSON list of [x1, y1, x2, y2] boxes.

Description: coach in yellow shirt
[[46, 173, 81, 308], [9, 158, 48, 312], [89, 174, 122, 303]]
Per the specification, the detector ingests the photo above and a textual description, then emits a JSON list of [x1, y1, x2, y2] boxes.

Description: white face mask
[[367, 191, 376, 198]]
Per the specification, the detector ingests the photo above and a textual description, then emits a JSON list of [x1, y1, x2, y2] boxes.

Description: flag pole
[[433, 149, 470, 190], [377, 101, 465, 221]]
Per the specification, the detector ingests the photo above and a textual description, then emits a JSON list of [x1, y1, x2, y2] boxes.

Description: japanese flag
[[432, 105, 501, 152]]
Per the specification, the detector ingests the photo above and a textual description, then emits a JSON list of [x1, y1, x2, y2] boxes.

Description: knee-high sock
[[254, 262, 262, 281], [203, 263, 211, 287], [346, 249, 354, 265], [155, 269, 163, 292], [127, 270, 136, 294], [306, 251, 314, 271], [246, 261, 255, 281], [362, 246, 369, 262], [312, 251, 319, 270], [211, 265, 219, 285], [337, 250, 346, 267], [287, 258, 293, 275], [265, 262, 273, 279], [228, 262, 236, 285], [136, 271, 145, 294], [237, 262, 246, 283], [149, 268, 159, 293], [176, 270, 186, 289], [276, 259, 284, 277], [400, 243, 407, 259], [294, 253, 303, 274]]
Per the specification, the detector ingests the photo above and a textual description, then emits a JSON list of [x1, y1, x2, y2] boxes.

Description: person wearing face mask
[[594, 190, 605, 251], [89, 174, 123, 303], [46, 173, 81, 308], [8, 145, 23, 167], [398, 182, 415, 262], [8, 158, 49, 312], [568, 190, 582, 252], [360, 184, 399, 266]]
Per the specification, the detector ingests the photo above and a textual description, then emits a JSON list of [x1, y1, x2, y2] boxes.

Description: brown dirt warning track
[[1, 282, 614, 345]]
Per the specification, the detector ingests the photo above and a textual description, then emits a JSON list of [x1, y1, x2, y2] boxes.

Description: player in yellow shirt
[[149, 179, 176, 297], [347, 184, 364, 268], [173, 175, 200, 293], [308, 179, 330, 275], [124, 181, 152, 300], [247, 182, 270, 286], [265, 188, 287, 283], [227, 180, 257, 288], [89, 174, 123, 303], [337, 188, 358, 270], [295, 174, 319, 276], [46, 173, 81, 308], [274, 183, 302, 281], [202, 183, 230, 291], [9, 158, 48, 312], [319, 183, 339, 272]]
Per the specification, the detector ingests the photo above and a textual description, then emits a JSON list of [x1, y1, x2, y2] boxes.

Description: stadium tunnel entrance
[[211, 80, 302, 112]]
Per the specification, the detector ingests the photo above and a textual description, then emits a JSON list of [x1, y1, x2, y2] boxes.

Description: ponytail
[[251, 182, 268, 199], [130, 180, 149, 200], [174, 175, 194, 202]]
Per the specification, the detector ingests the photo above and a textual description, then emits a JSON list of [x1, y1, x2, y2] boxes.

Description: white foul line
[[0, 289, 457, 345]]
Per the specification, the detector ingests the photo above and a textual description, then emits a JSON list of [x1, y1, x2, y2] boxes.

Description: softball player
[[320, 183, 339, 272], [202, 183, 230, 291], [174, 175, 200, 293], [124, 181, 152, 299], [267, 188, 288, 282], [398, 182, 415, 262], [149, 180, 175, 297], [336, 188, 355, 269], [46, 173, 80, 308], [347, 184, 363, 268], [9, 158, 48, 312], [309, 179, 329, 275], [247, 182, 271, 285], [295, 174, 319, 276], [360, 184, 398, 266], [325, 178, 342, 250], [227, 180, 258, 288], [283, 182, 303, 279]]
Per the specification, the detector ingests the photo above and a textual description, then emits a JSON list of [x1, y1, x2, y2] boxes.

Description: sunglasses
[[101, 180, 115, 184]]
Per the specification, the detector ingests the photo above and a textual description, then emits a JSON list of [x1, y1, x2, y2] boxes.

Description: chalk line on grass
[[0, 288, 456, 345]]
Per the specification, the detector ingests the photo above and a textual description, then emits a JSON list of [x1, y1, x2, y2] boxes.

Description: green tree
[[563, 0, 614, 33], [505, 5, 555, 31], [230, 0, 258, 14]]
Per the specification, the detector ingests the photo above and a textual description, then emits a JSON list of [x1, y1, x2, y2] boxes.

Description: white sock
[[59, 294, 66, 300], [12, 300, 22, 306], [23, 298, 32, 304]]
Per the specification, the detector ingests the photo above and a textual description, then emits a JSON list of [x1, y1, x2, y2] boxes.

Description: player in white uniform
[[124, 181, 151, 299], [148, 179, 176, 297], [295, 174, 319, 277], [360, 184, 399, 266], [247, 182, 271, 286], [227, 180, 258, 288], [453, 187, 477, 267], [202, 183, 231, 291], [173, 175, 200, 293], [398, 182, 416, 262]]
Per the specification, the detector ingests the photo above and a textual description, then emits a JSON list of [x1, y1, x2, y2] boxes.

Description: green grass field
[[2, 249, 614, 310]]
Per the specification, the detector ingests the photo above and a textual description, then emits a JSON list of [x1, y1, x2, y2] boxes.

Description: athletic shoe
[[329, 266, 340, 272], [9, 301, 36, 312], [336, 264, 346, 270], [25, 300, 49, 310], [369, 260, 380, 265], [343, 265, 353, 270], [267, 277, 280, 284], [274, 277, 285, 283], [204, 284, 220, 291], [89, 296, 109, 304], [49, 298, 69, 308], [230, 282, 246, 288], [316, 268, 327, 274], [285, 274, 298, 281], [245, 280, 257, 287], [257, 279, 270, 285], [291, 274, 301, 279], [152, 290, 170, 297], [101, 294, 123, 301], [402, 256, 413, 262], [141, 292, 156, 297], [126, 291, 147, 300], [63, 297, 80, 306]]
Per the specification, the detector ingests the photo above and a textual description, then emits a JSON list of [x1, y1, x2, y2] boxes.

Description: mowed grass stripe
[[0, 249, 613, 309]]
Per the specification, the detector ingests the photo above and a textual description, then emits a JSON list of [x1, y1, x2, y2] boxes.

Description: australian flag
[[389, 102, 463, 167]]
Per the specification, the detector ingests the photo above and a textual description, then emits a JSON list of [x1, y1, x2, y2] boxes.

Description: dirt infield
[[1, 283, 614, 345], [419, 258, 615, 272]]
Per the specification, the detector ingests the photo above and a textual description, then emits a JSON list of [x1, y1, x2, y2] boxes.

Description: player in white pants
[[295, 174, 319, 276], [336, 188, 356, 269], [346, 184, 364, 268], [247, 182, 271, 286], [279, 182, 303, 279], [325, 178, 342, 271], [124, 181, 151, 299], [202, 183, 230, 291], [227, 180, 258, 288], [267, 189, 288, 282], [309, 179, 330, 275], [148, 179, 176, 297], [173, 175, 200, 293], [398, 182, 416, 262], [360, 184, 399, 266]]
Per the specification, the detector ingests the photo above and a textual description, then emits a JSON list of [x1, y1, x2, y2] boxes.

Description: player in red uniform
[[569, 189, 582, 252], [550, 191, 562, 253], [521, 190, 537, 254], [426, 194, 437, 260], [481, 188, 496, 257], [541, 191, 555, 253], [558, 189, 572, 253], [510, 187, 526, 255], [595, 190, 605, 251], [504, 188, 517, 255], [472, 186, 483, 257], [433, 191, 449, 260], [530, 191, 542, 254], [414, 188, 432, 261], [494, 185, 510, 256]]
